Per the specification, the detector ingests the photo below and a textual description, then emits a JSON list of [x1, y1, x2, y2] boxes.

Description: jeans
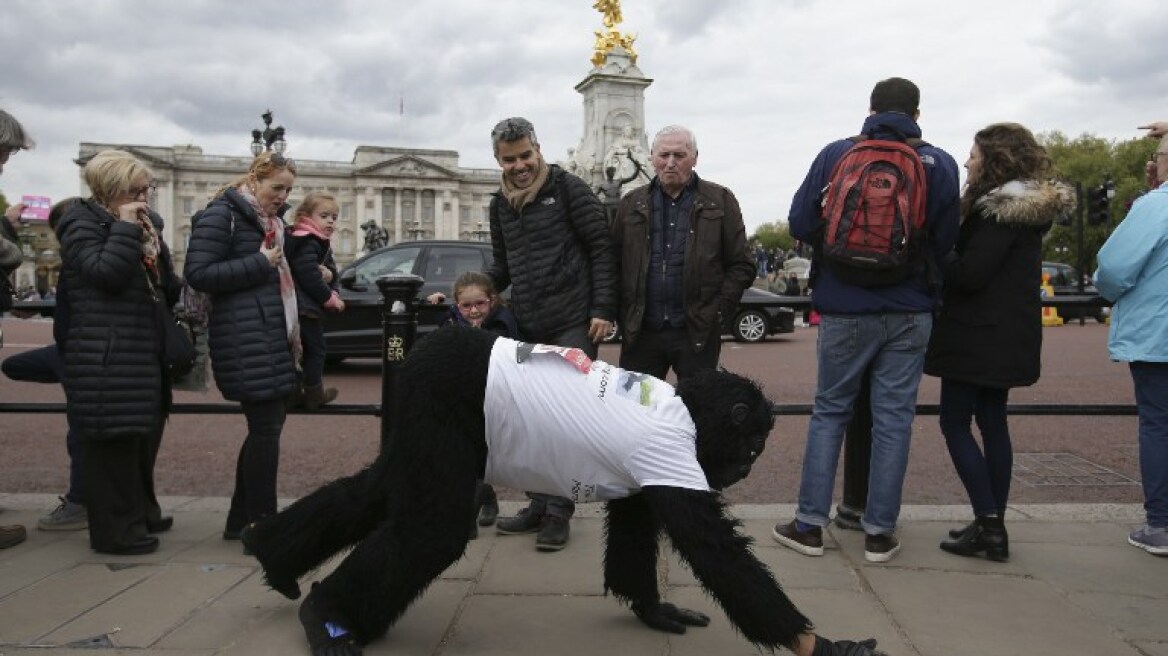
[[520, 323, 599, 520], [939, 379, 1011, 517], [300, 316, 325, 388], [1131, 362, 1168, 528], [1, 344, 83, 504], [795, 312, 932, 534]]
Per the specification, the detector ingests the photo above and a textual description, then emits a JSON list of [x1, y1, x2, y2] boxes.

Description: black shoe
[[97, 536, 159, 556], [864, 532, 901, 563], [146, 516, 174, 534], [772, 520, 824, 556], [947, 519, 978, 540], [496, 508, 544, 535], [940, 516, 1009, 562], [535, 515, 570, 551], [833, 505, 863, 531], [477, 499, 499, 527]]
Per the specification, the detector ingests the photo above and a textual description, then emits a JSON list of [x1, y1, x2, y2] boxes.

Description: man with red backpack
[[773, 77, 959, 563]]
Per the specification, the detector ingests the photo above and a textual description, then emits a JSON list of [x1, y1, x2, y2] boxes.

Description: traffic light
[[1087, 183, 1111, 226]]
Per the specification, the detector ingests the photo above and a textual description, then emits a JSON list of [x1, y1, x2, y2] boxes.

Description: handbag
[[145, 273, 196, 376]]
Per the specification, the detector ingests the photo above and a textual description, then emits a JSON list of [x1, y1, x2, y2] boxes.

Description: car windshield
[[355, 247, 421, 286]]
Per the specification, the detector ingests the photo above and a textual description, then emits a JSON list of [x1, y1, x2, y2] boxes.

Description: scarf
[[238, 184, 303, 369], [499, 157, 550, 211]]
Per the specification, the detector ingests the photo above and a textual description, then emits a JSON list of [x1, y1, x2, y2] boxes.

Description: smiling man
[[484, 116, 618, 551]]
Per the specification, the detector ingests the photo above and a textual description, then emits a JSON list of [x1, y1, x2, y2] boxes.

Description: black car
[[1041, 261, 1107, 323], [323, 240, 797, 361], [323, 240, 496, 361], [603, 286, 796, 344]]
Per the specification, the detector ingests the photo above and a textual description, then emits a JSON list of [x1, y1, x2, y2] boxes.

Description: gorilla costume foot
[[300, 584, 362, 656], [241, 523, 301, 600]]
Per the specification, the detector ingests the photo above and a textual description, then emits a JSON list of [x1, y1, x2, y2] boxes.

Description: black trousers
[[300, 316, 326, 388], [226, 398, 288, 531], [619, 323, 721, 383], [83, 421, 163, 552]]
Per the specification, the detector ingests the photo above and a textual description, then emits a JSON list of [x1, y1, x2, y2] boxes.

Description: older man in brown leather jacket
[[611, 125, 755, 381]]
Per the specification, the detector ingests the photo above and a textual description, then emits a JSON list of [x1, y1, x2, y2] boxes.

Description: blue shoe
[[1128, 525, 1168, 556]]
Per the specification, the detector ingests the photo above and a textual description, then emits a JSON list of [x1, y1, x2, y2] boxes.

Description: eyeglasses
[[457, 299, 492, 313], [127, 183, 157, 197]]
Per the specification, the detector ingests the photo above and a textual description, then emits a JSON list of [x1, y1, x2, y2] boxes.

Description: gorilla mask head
[[676, 370, 775, 491]]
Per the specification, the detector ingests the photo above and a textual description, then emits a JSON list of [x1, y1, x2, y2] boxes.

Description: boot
[[303, 384, 338, 411], [940, 515, 1009, 562], [947, 519, 978, 540]]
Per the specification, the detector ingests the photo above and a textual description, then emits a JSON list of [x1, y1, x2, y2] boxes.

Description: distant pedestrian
[[925, 123, 1073, 561], [287, 192, 345, 411], [184, 151, 300, 546], [1094, 133, 1168, 557]]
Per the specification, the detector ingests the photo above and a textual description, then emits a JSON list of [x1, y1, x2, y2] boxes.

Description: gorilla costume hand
[[813, 635, 886, 656], [632, 601, 711, 634]]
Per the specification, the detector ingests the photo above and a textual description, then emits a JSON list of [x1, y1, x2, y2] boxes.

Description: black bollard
[[376, 273, 425, 449], [835, 368, 872, 530]]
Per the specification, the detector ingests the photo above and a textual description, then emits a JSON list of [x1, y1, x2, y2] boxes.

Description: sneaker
[[0, 524, 26, 549], [1128, 525, 1168, 556], [38, 497, 88, 531], [833, 505, 863, 531], [496, 507, 544, 535], [477, 499, 499, 527], [535, 515, 570, 552], [865, 532, 901, 563], [772, 520, 824, 556]]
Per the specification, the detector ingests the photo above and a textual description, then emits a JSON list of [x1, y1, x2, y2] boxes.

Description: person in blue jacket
[[1094, 134, 1168, 557], [773, 77, 960, 564]]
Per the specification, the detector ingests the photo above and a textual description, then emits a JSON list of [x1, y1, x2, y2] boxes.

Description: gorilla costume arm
[[604, 486, 812, 650]]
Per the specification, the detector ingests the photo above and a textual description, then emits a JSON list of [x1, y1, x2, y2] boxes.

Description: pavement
[[0, 497, 1165, 656]]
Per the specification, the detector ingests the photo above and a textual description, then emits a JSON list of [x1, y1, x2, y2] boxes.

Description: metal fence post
[[376, 273, 424, 449], [836, 368, 871, 529]]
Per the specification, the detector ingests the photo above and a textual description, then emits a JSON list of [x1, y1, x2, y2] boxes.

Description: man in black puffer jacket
[[486, 117, 618, 551]]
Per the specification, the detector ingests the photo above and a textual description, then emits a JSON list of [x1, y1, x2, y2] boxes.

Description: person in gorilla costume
[[242, 327, 884, 656]]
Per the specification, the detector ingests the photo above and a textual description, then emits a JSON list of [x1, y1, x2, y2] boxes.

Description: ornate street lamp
[[408, 220, 426, 241], [471, 220, 491, 242], [250, 110, 287, 156]]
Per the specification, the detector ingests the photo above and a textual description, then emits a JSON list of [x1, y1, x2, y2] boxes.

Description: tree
[[749, 221, 795, 252], [1038, 131, 1154, 273]]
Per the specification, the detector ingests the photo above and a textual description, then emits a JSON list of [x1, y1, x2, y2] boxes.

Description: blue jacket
[[1094, 183, 1168, 363], [788, 112, 960, 314]]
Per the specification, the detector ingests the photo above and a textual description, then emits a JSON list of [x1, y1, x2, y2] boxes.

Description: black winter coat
[[285, 227, 338, 319], [57, 200, 180, 440], [486, 165, 618, 339], [925, 180, 1073, 389], [183, 188, 297, 402]]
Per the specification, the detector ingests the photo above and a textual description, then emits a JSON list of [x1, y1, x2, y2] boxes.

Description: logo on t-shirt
[[514, 342, 593, 374]]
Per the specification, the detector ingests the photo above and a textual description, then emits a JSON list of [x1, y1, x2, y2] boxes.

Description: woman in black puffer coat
[[58, 150, 182, 555], [184, 152, 299, 542], [924, 123, 1075, 561]]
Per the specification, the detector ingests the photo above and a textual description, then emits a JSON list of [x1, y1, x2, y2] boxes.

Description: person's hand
[[425, 292, 446, 305], [632, 602, 710, 634], [1138, 121, 1168, 139], [112, 201, 149, 223], [261, 241, 282, 267], [588, 317, 613, 343], [3, 203, 25, 229], [334, 298, 345, 312]]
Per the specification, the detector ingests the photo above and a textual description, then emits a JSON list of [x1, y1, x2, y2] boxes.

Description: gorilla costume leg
[[247, 327, 493, 653]]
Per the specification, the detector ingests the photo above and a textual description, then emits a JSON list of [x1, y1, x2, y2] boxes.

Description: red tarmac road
[[0, 316, 1141, 507]]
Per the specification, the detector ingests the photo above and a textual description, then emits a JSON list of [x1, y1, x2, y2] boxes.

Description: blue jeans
[[939, 379, 1011, 517], [795, 312, 932, 534], [1131, 362, 1168, 528]]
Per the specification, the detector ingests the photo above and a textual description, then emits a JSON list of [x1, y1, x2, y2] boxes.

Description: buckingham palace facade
[[76, 143, 502, 272]]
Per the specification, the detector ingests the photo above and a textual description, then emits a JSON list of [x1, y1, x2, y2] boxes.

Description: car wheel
[[732, 310, 768, 343], [602, 321, 622, 344]]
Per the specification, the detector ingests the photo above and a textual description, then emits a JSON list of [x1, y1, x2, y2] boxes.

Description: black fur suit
[[244, 327, 868, 656]]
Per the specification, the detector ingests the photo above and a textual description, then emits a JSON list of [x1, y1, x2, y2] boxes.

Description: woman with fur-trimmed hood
[[925, 122, 1075, 562]]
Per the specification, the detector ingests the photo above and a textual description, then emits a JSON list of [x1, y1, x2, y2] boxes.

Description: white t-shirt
[[483, 337, 709, 503]]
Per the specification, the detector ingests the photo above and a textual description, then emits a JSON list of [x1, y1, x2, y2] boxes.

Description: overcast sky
[[2, 0, 1165, 234]]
